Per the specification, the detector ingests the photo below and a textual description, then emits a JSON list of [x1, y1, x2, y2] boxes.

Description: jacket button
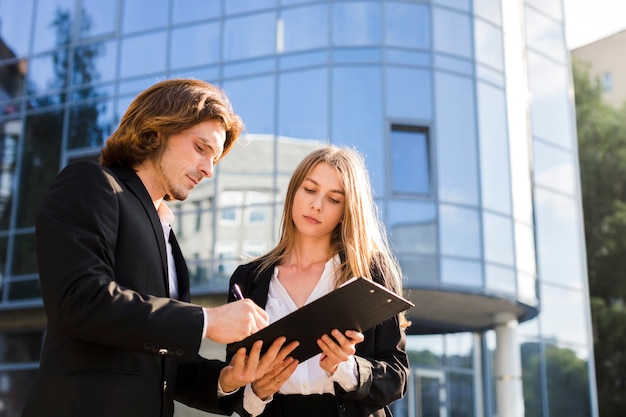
[[339, 403, 346, 413]]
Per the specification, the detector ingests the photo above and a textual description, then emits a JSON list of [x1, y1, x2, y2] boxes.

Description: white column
[[494, 312, 524, 417]]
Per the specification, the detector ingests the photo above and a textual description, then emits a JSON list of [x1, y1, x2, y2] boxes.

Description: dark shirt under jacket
[[22, 161, 230, 417], [225, 259, 409, 417]]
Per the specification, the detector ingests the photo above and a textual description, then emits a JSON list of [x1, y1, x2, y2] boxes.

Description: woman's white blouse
[[243, 255, 359, 415]]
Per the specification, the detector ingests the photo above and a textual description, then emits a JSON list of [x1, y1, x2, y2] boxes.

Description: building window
[[390, 124, 431, 195], [602, 72, 612, 93], [219, 191, 243, 225]]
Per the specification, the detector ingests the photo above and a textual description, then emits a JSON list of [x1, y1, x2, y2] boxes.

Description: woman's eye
[[329, 198, 340, 204]]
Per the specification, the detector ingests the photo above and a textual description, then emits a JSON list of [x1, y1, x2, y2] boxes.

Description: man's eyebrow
[[198, 137, 223, 158]]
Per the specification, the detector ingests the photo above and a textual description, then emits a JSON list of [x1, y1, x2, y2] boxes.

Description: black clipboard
[[227, 277, 414, 362]]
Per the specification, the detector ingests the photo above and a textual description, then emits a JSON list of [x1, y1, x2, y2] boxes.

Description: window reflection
[[407, 334, 444, 366], [9, 279, 42, 300], [224, 58, 274, 78], [527, 51, 573, 150], [525, 0, 563, 21], [520, 341, 544, 417], [391, 126, 431, 195], [332, 2, 381, 46], [170, 22, 220, 70], [485, 264, 516, 294], [278, 68, 328, 140], [72, 40, 117, 86], [474, 0, 502, 25], [517, 272, 537, 304], [446, 332, 474, 368], [525, 6, 566, 64], [515, 221, 537, 276], [483, 212, 514, 266], [449, 372, 474, 417], [122, 0, 168, 34], [332, 66, 384, 194], [0, 125, 17, 230], [534, 188, 584, 288], [433, 8, 472, 58], [32, 0, 74, 53], [173, 0, 221, 24], [435, 73, 478, 205], [389, 201, 437, 254], [434, 54, 473, 76], [26, 54, 61, 101], [540, 283, 588, 345], [545, 343, 592, 417], [0, 237, 6, 284], [439, 204, 481, 259], [0, 331, 43, 362], [384, 2, 430, 49], [68, 99, 113, 150], [0, 369, 39, 416], [386, 67, 432, 120], [280, 4, 328, 53], [80, 0, 116, 38], [223, 76, 276, 136], [223, 12, 275, 61], [533, 140, 576, 195], [119, 32, 167, 78], [0, 0, 34, 57], [441, 258, 482, 287], [17, 111, 62, 228], [476, 82, 511, 215], [225, 0, 276, 15], [474, 20, 504, 71], [11, 234, 37, 276]]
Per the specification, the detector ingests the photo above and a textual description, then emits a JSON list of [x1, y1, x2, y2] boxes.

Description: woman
[[226, 145, 410, 417]]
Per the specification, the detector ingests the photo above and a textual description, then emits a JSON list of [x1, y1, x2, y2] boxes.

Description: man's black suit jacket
[[22, 161, 228, 417]]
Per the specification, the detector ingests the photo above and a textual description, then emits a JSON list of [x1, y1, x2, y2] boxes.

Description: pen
[[231, 283, 244, 300]]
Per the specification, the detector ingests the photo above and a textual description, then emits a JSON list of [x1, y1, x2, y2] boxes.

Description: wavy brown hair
[[100, 79, 243, 167], [256, 145, 410, 329]]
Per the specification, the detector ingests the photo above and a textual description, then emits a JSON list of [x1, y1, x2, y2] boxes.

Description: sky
[[562, 0, 626, 49]]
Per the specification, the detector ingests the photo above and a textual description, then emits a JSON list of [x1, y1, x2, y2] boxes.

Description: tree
[[574, 57, 626, 417]]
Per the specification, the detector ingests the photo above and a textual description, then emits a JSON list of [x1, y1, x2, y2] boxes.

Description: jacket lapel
[[107, 165, 169, 293]]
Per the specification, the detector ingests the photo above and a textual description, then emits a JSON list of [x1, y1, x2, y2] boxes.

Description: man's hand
[[204, 300, 269, 344], [219, 337, 299, 394]]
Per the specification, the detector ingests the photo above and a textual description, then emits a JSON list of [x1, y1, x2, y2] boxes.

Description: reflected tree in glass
[[521, 341, 591, 417], [18, 6, 105, 228]]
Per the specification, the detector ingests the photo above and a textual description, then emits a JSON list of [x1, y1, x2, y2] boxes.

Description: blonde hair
[[257, 145, 409, 328]]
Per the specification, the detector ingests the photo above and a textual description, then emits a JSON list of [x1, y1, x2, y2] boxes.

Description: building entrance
[[414, 369, 447, 417]]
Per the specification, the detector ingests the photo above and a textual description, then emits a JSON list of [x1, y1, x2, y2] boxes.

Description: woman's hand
[[317, 329, 364, 375], [250, 355, 299, 400], [219, 337, 299, 393]]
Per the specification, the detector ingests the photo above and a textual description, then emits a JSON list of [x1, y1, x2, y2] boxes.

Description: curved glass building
[[0, 0, 598, 416]]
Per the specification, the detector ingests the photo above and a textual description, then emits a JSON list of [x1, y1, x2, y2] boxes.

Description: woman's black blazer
[[225, 259, 409, 417]]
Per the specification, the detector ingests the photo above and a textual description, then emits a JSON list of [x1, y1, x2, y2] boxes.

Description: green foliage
[[521, 342, 592, 417], [574, 57, 626, 417]]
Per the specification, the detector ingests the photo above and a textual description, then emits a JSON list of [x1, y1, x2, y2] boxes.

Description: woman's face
[[291, 162, 345, 240]]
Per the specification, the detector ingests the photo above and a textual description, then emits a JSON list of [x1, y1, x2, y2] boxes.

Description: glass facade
[[0, 0, 598, 416]]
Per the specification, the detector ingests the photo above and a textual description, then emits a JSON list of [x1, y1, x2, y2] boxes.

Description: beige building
[[572, 29, 626, 107]]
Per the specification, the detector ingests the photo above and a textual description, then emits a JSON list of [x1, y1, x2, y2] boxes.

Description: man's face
[[155, 119, 226, 201]]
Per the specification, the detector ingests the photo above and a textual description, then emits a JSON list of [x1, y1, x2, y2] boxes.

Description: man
[[22, 79, 294, 417]]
